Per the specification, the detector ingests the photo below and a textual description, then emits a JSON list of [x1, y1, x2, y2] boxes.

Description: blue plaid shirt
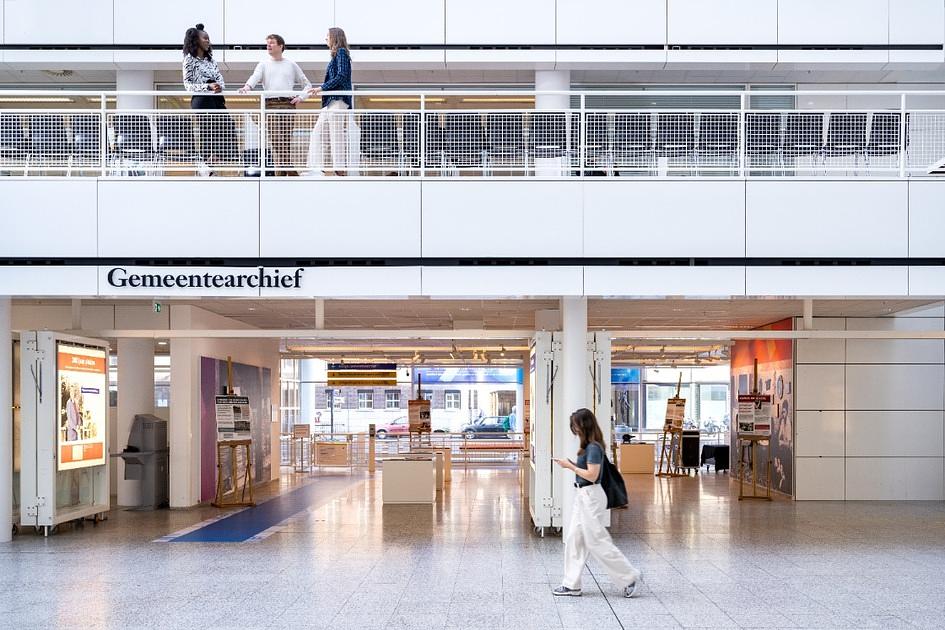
[[321, 48, 352, 108]]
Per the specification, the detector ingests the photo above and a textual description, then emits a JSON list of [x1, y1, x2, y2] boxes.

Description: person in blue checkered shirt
[[303, 27, 353, 176]]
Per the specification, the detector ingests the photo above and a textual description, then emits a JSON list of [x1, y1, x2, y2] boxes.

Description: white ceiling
[[3, 66, 943, 87]]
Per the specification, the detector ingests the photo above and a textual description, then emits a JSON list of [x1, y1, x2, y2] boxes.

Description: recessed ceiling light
[[157, 341, 168, 346]]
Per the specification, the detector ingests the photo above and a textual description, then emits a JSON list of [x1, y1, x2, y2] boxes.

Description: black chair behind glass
[[783, 113, 824, 169], [745, 112, 782, 170], [359, 112, 400, 170], [613, 113, 653, 169], [698, 113, 738, 169]]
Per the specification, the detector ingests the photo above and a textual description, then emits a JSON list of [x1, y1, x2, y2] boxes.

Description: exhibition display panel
[[19, 332, 110, 535]]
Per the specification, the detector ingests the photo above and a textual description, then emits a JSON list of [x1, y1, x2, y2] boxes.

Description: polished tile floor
[[2, 467, 945, 629]]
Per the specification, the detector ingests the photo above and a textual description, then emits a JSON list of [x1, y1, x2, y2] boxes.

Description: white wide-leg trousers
[[561, 483, 640, 591]]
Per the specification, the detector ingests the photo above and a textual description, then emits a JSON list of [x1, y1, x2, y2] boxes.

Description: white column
[[116, 70, 155, 109], [560, 296, 587, 536], [116, 339, 155, 506], [535, 70, 571, 110], [0, 299, 11, 543]]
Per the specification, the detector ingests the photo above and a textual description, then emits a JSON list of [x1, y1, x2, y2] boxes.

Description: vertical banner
[[57, 343, 108, 471]]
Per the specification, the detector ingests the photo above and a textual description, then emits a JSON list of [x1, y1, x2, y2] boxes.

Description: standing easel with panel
[[656, 375, 686, 478], [736, 359, 772, 501]]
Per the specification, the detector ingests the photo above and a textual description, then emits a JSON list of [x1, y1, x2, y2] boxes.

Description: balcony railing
[[0, 89, 943, 178]]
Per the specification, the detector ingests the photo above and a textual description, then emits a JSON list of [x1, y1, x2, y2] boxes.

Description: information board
[[216, 395, 252, 440], [57, 343, 108, 471], [408, 398, 432, 433], [664, 397, 686, 430], [737, 393, 772, 436]]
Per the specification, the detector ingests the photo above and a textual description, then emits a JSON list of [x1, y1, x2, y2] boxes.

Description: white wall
[[3, 179, 945, 299], [2, 0, 942, 68], [169, 305, 281, 507], [794, 313, 945, 501]]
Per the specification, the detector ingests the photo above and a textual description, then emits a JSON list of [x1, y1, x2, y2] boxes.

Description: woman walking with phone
[[553, 408, 643, 598]]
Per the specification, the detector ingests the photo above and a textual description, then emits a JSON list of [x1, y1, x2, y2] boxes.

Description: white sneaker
[[552, 585, 582, 597], [624, 573, 643, 598]]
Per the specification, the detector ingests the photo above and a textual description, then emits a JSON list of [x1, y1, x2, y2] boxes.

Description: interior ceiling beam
[[72, 328, 534, 340], [53, 328, 945, 341], [612, 330, 945, 340]]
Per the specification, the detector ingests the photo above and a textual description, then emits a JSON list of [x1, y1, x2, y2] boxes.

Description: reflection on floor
[[2, 467, 945, 629]]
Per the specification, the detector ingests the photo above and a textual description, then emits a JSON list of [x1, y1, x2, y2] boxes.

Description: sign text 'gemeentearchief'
[[106, 267, 304, 290]]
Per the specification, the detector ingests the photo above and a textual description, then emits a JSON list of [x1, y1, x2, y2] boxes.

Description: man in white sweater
[[239, 34, 312, 175]]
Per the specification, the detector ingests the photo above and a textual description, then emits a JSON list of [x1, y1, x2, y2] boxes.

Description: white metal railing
[[1, 89, 944, 178]]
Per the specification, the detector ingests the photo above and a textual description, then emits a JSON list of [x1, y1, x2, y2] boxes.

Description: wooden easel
[[408, 372, 432, 449], [212, 439, 256, 507], [213, 361, 255, 507], [737, 359, 772, 501], [656, 375, 686, 478], [737, 435, 771, 501]]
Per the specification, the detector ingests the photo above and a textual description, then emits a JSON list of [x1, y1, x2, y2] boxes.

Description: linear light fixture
[[368, 97, 445, 103], [460, 97, 535, 103], [0, 96, 74, 103]]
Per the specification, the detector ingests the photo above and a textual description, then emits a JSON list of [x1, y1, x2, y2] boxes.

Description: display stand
[[736, 434, 771, 501], [212, 439, 255, 507], [291, 424, 311, 472], [656, 376, 687, 478], [313, 439, 352, 473], [19, 332, 111, 536], [736, 359, 772, 501]]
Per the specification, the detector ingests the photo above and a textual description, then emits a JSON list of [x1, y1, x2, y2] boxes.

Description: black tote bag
[[597, 448, 629, 510]]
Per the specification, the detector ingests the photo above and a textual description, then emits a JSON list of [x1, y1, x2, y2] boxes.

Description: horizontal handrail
[[2, 89, 943, 179]]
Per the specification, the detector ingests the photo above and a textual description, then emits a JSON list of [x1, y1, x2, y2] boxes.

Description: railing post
[[419, 93, 426, 178], [899, 93, 907, 178], [99, 93, 108, 177], [738, 91, 747, 178], [259, 93, 267, 178], [579, 93, 586, 178]]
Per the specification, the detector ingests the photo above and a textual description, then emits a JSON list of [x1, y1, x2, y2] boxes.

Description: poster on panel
[[664, 397, 686, 430], [57, 343, 108, 471], [408, 398, 432, 433], [215, 395, 252, 440]]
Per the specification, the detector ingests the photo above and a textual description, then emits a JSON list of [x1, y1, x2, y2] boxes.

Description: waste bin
[[118, 414, 169, 509]]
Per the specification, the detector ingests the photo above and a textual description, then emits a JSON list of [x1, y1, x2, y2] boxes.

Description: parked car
[[459, 415, 511, 439], [374, 416, 446, 439], [375, 416, 408, 439]]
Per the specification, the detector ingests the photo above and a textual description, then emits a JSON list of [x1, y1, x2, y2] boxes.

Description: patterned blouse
[[182, 53, 225, 93]]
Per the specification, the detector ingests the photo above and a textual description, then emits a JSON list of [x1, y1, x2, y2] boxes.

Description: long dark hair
[[570, 408, 604, 455], [183, 23, 212, 60]]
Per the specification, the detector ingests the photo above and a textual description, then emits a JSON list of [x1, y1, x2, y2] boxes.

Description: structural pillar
[[560, 296, 588, 536], [116, 338, 155, 506], [0, 298, 12, 542], [535, 70, 571, 110], [116, 70, 155, 109]]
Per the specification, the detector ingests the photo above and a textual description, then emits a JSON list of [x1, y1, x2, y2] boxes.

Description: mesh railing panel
[[1, 96, 942, 177]]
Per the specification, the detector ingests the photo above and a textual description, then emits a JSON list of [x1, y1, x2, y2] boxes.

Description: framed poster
[[57, 343, 108, 471], [216, 395, 252, 440]]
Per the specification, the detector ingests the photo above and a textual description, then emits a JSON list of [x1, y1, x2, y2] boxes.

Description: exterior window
[[445, 390, 461, 410], [385, 390, 400, 409], [421, 389, 433, 402], [358, 390, 373, 410]]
